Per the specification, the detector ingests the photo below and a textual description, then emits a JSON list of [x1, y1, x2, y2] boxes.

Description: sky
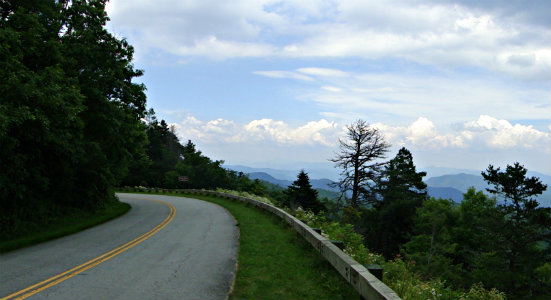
[[105, 0, 551, 177]]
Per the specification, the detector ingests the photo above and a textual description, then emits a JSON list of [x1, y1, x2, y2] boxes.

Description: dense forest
[[1, 0, 148, 232], [1, 1, 549, 299], [0, 0, 266, 234]]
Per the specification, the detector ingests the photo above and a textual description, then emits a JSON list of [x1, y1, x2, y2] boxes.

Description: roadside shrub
[[459, 283, 506, 300], [215, 188, 274, 205]]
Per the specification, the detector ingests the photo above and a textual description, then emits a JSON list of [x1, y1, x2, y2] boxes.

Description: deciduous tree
[[0, 0, 147, 233], [60, 0, 147, 208], [0, 0, 85, 225]]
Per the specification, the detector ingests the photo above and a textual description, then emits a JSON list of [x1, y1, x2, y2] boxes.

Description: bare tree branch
[[330, 119, 390, 207]]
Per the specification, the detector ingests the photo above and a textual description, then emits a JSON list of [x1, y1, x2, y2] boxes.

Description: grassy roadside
[[121, 191, 359, 300], [0, 201, 130, 253]]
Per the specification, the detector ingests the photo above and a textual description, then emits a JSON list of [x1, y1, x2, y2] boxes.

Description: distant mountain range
[[426, 173, 490, 194], [425, 173, 550, 207], [224, 164, 339, 181], [426, 186, 464, 202], [247, 172, 339, 192], [225, 165, 550, 207]]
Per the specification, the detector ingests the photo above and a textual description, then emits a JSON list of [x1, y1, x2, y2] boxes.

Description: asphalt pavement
[[0, 193, 239, 300]]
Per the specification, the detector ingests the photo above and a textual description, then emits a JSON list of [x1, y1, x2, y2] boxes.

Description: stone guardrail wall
[[181, 189, 402, 300]]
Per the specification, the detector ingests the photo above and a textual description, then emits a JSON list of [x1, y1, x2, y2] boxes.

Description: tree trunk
[[352, 154, 360, 207]]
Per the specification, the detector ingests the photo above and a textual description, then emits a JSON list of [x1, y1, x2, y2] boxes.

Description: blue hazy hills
[[225, 165, 550, 207]]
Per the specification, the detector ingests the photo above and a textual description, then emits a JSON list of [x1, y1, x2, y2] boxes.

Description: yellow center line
[[1, 197, 176, 300]]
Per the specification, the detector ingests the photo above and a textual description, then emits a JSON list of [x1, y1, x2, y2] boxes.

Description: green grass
[[122, 191, 359, 300], [0, 201, 130, 253]]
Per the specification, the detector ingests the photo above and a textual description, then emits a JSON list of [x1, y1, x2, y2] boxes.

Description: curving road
[[0, 193, 239, 300]]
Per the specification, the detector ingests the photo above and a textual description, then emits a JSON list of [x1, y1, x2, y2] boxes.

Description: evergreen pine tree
[[481, 163, 549, 298], [285, 170, 324, 213], [367, 147, 427, 258]]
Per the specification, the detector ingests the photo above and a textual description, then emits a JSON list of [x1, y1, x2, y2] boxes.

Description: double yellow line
[[1, 198, 176, 300]]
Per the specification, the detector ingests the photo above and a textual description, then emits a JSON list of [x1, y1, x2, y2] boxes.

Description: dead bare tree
[[330, 120, 390, 207]]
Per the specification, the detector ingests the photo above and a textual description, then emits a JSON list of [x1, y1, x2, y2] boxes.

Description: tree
[[399, 164, 550, 298], [403, 197, 461, 282], [454, 188, 502, 287], [0, 0, 85, 226], [480, 163, 549, 298], [403, 189, 505, 289], [366, 147, 427, 258], [376, 147, 427, 208], [284, 170, 324, 213], [0, 0, 147, 233], [146, 118, 185, 187], [482, 162, 546, 219], [330, 120, 390, 207], [167, 140, 231, 190], [60, 0, 147, 208], [120, 111, 189, 188]]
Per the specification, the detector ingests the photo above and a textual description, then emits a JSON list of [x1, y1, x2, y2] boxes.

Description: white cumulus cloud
[[172, 115, 341, 146], [374, 117, 468, 149], [243, 118, 341, 145], [463, 115, 550, 150], [171, 116, 243, 143], [172, 114, 549, 153], [373, 115, 550, 152]]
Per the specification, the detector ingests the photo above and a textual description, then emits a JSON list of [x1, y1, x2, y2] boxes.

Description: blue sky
[[105, 0, 551, 177]]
